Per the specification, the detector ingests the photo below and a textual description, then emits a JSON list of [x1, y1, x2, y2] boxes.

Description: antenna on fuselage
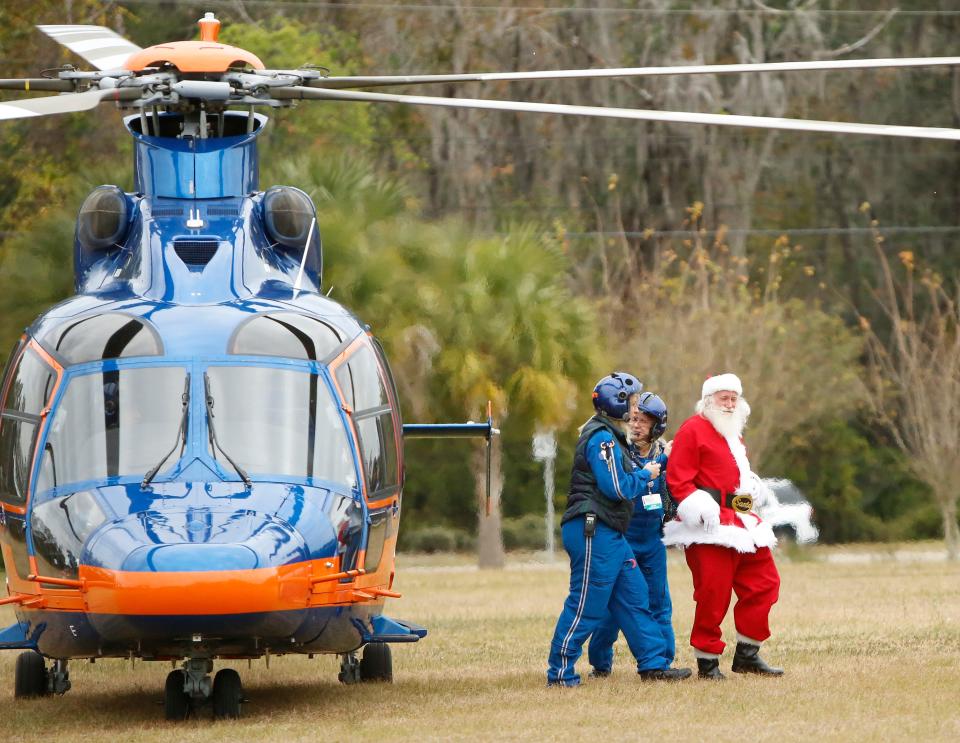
[[292, 216, 317, 298]]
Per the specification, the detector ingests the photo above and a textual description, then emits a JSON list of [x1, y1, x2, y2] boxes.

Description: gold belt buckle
[[730, 493, 753, 513]]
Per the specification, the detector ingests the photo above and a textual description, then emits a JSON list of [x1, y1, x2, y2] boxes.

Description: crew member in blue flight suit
[[587, 392, 676, 676], [546, 374, 691, 687]]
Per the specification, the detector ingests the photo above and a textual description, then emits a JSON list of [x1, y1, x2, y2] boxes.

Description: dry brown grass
[[2, 544, 959, 742]]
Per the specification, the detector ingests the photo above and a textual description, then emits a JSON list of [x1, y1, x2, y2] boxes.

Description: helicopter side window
[[204, 366, 355, 487], [41, 313, 163, 365], [0, 337, 25, 400], [37, 366, 187, 492], [230, 312, 342, 361], [335, 344, 389, 413], [335, 342, 399, 498], [0, 347, 56, 506], [354, 412, 399, 496]]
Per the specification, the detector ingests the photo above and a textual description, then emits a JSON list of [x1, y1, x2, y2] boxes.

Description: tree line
[[1, 1, 958, 560]]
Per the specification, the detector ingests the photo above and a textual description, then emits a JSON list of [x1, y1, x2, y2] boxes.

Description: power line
[[3, 225, 959, 243], [564, 225, 960, 239], [114, 0, 960, 18]]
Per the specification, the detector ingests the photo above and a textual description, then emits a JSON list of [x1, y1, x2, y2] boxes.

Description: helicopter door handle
[[310, 568, 365, 585], [26, 573, 85, 590]]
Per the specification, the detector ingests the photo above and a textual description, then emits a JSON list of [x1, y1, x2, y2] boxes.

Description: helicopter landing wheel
[[14, 651, 47, 698], [163, 670, 191, 721], [359, 642, 393, 683], [212, 668, 243, 719]]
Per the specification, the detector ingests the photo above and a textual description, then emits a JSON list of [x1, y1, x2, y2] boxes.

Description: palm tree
[[278, 155, 599, 567], [416, 225, 598, 567]]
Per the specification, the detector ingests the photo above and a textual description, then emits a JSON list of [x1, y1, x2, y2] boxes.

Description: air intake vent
[[173, 239, 220, 267], [207, 205, 241, 217], [152, 206, 184, 217]]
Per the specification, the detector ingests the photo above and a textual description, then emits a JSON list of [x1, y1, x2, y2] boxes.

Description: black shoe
[[731, 642, 784, 676], [588, 668, 611, 679], [697, 657, 726, 680], [639, 666, 692, 681]]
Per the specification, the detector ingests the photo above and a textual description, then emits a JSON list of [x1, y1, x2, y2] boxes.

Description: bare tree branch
[[818, 9, 898, 60]]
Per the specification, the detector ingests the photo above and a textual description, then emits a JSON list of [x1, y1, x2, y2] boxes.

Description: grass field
[[1, 543, 959, 742]]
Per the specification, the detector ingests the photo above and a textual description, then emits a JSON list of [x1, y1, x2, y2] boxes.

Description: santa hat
[[701, 373, 743, 398]]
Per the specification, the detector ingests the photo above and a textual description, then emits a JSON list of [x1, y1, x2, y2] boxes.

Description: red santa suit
[[664, 380, 780, 658]]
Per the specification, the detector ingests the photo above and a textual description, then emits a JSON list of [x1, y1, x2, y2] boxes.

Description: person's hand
[[677, 490, 720, 533], [643, 461, 661, 479], [662, 439, 673, 456], [701, 507, 720, 533]]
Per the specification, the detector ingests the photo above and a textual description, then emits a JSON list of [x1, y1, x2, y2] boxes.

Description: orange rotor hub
[[124, 13, 264, 73]]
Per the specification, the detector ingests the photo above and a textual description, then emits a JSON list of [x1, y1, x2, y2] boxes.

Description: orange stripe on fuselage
[[77, 557, 391, 616]]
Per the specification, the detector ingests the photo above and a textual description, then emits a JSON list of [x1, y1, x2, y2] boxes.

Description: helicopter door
[[0, 341, 60, 587], [332, 340, 401, 577]]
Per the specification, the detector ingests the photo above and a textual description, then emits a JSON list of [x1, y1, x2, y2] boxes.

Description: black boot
[[697, 657, 725, 680], [731, 642, 784, 676], [588, 668, 610, 679], [639, 666, 692, 681]]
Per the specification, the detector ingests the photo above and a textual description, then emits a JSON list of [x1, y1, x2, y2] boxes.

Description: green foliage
[[0, 162, 129, 349], [501, 513, 554, 551], [765, 416, 941, 544], [220, 20, 377, 164], [397, 524, 474, 553]]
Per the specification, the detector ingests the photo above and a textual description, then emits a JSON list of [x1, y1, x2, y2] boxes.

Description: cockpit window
[[36, 366, 187, 493], [2, 347, 56, 417], [42, 313, 163, 365], [230, 312, 343, 361], [334, 341, 400, 497], [0, 346, 57, 506], [335, 344, 388, 413], [205, 366, 355, 487]]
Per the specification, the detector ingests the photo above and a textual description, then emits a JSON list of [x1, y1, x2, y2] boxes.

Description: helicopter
[[0, 11, 959, 721]]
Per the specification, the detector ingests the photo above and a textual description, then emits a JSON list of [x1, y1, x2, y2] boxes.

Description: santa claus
[[663, 373, 784, 679]]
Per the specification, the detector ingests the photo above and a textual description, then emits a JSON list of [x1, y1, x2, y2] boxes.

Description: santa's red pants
[[684, 543, 780, 655]]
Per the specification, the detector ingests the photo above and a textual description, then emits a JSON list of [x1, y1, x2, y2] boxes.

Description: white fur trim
[[701, 373, 742, 398], [735, 511, 778, 548], [676, 489, 720, 528], [736, 633, 762, 647], [662, 515, 777, 552], [694, 649, 720, 660]]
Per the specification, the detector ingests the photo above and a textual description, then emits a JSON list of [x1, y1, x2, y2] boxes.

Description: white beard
[[697, 396, 751, 440]]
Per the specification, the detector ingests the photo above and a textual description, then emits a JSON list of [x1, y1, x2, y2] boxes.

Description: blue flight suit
[[587, 440, 675, 673], [546, 421, 670, 687]]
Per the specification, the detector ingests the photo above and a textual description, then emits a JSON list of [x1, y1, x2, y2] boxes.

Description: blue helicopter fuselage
[[0, 112, 422, 660]]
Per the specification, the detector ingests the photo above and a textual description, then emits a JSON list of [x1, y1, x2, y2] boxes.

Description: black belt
[[700, 486, 753, 514]]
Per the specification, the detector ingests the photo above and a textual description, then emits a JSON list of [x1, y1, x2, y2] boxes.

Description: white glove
[[677, 489, 721, 533], [740, 471, 779, 512]]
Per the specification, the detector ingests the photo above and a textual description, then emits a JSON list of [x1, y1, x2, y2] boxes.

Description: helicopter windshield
[[204, 366, 356, 488], [36, 366, 187, 493]]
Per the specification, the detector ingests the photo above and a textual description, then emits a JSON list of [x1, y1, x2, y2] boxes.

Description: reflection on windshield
[[205, 366, 356, 488], [37, 367, 187, 492]]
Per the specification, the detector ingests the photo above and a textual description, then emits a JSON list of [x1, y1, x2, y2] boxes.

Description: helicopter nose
[[82, 508, 309, 573]]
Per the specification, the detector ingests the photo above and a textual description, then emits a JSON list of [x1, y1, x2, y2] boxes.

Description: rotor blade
[[275, 86, 960, 142], [311, 56, 960, 89], [0, 87, 141, 121], [38, 24, 141, 71], [0, 79, 75, 92]]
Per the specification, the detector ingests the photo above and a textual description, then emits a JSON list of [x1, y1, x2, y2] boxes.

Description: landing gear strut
[[338, 651, 361, 684], [163, 657, 244, 720]]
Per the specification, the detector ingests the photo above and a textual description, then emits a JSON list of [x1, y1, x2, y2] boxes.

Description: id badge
[[642, 493, 662, 511]]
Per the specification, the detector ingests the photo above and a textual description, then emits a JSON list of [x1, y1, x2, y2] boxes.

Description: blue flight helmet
[[636, 391, 668, 440], [592, 372, 643, 421]]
